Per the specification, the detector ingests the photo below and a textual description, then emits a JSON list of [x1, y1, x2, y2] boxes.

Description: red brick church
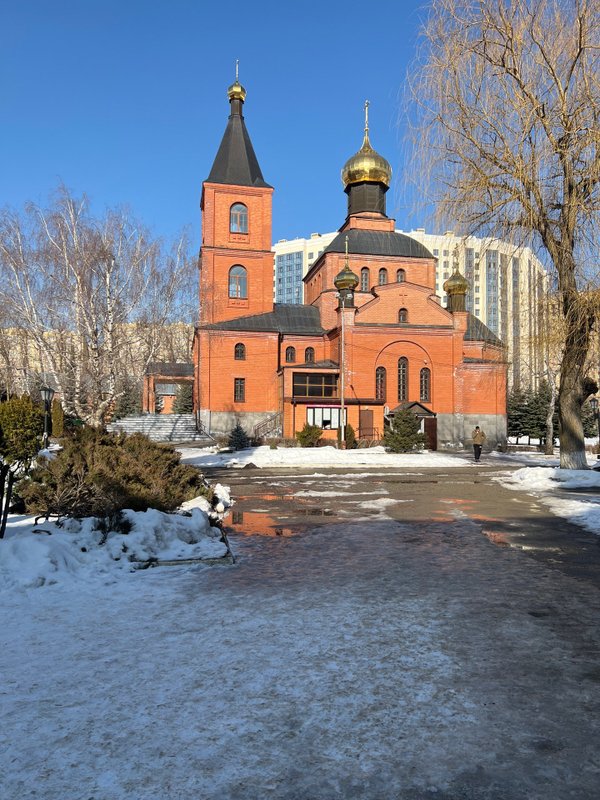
[[190, 77, 507, 448]]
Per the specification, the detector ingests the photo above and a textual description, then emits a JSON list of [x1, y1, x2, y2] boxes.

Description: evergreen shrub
[[228, 423, 250, 450], [173, 383, 194, 414], [0, 396, 44, 465], [296, 423, 323, 447], [113, 379, 142, 419], [19, 428, 210, 521], [0, 395, 45, 537], [343, 424, 357, 449], [383, 410, 427, 453], [51, 398, 64, 437]]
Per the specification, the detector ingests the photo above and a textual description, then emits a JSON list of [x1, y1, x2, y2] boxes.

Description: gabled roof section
[[324, 229, 433, 259], [465, 314, 503, 346], [203, 304, 325, 335], [145, 362, 194, 377], [390, 401, 436, 417], [206, 111, 272, 189]]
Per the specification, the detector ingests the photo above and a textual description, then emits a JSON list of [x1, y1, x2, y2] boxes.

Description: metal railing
[[254, 412, 283, 440]]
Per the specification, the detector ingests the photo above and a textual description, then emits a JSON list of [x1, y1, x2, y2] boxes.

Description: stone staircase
[[107, 414, 215, 444]]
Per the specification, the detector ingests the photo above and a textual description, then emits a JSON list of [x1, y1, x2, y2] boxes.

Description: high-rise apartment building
[[273, 233, 336, 304], [273, 229, 548, 390]]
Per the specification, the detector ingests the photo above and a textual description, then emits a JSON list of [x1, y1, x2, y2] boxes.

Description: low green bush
[[19, 427, 211, 521], [343, 423, 357, 449], [296, 423, 323, 447]]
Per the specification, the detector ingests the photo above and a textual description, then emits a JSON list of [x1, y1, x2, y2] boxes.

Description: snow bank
[[499, 466, 600, 536], [0, 502, 229, 591], [179, 445, 468, 469]]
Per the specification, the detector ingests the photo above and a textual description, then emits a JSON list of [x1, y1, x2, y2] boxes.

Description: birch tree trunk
[[0, 188, 195, 425]]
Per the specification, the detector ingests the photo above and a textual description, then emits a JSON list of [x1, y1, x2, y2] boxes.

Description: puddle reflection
[[483, 530, 511, 546], [226, 509, 304, 538]]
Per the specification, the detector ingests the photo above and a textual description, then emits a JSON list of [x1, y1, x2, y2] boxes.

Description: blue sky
[[1, 0, 429, 248]]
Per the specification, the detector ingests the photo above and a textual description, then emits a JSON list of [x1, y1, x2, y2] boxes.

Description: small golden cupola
[[227, 60, 247, 110], [334, 236, 359, 307], [443, 268, 470, 313], [341, 101, 392, 218]]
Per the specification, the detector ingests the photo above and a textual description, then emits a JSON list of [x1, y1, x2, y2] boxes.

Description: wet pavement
[[4, 461, 600, 800], [213, 462, 600, 588], [183, 461, 600, 799]]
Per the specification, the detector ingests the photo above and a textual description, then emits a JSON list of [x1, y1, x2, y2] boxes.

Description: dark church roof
[[206, 109, 272, 189], [203, 304, 325, 335], [145, 362, 194, 377], [323, 229, 433, 260], [465, 314, 503, 346]]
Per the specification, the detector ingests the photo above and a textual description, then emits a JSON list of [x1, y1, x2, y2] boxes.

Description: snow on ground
[[498, 466, 600, 536], [0, 504, 228, 591], [2, 516, 600, 798], [179, 444, 474, 469], [3, 442, 600, 796]]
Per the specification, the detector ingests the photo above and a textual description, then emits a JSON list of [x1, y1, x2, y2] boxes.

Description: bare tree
[[408, 0, 600, 468], [0, 187, 195, 426]]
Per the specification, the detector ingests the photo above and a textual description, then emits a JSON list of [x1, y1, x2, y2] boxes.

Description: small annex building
[[192, 78, 507, 448]]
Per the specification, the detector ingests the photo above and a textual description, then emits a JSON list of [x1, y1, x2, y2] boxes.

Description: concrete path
[[194, 462, 600, 799], [3, 463, 599, 800]]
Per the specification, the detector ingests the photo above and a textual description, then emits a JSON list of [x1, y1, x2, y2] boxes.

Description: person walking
[[472, 425, 486, 462]]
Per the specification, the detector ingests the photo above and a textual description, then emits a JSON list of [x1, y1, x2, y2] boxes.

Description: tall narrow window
[[375, 366, 386, 400], [285, 346, 296, 363], [234, 378, 245, 402], [398, 357, 408, 401], [420, 368, 431, 402], [379, 268, 388, 285], [361, 267, 370, 291], [234, 342, 246, 360], [230, 203, 248, 233], [305, 347, 315, 363], [229, 265, 247, 299], [397, 269, 406, 283], [398, 308, 408, 323]]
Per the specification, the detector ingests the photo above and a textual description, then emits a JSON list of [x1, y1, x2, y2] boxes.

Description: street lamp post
[[333, 236, 359, 449], [340, 289, 346, 447], [40, 386, 55, 450]]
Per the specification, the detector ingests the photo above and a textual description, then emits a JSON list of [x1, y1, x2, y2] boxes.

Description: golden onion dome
[[342, 101, 392, 189], [227, 60, 247, 103], [443, 268, 469, 295]]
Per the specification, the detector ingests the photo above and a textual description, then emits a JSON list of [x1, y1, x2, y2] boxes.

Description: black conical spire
[[206, 67, 271, 188]]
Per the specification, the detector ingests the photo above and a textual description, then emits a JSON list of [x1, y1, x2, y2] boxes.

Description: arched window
[[378, 268, 388, 285], [230, 203, 248, 233], [398, 308, 408, 323], [397, 269, 406, 283], [420, 367, 431, 402], [305, 347, 315, 363], [229, 265, 247, 299], [375, 366, 387, 400], [398, 357, 408, 401], [286, 346, 296, 363], [361, 267, 370, 292], [234, 342, 246, 360]]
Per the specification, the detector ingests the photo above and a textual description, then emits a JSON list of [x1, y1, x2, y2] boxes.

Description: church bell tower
[[199, 68, 274, 326]]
